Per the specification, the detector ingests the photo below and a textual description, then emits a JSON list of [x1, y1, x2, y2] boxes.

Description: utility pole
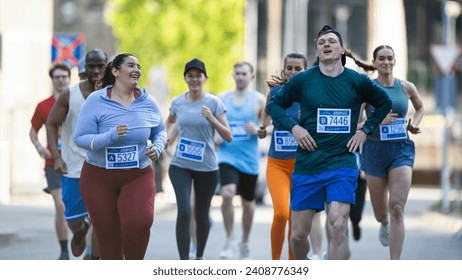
[[439, 0, 461, 213]]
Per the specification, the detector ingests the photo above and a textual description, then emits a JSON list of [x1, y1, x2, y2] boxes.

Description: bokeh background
[[0, 0, 461, 213]]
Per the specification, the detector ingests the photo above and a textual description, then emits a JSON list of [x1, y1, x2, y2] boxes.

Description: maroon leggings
[[80, 161, 155, 260]]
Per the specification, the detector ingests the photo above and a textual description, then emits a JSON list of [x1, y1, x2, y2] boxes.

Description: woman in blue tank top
[[361, 45, 425, 259]]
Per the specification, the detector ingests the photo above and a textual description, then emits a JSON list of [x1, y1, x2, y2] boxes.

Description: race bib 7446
[[317, 108, 351, 133]]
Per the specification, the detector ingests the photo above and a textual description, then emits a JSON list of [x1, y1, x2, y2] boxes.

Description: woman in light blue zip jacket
[[74, 53, 167, 259]]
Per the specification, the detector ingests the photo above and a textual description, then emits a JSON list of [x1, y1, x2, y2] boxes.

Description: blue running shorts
[[62, 176, 89, 221], [291, 167, 358, 211], [361, 139, 415, 178]]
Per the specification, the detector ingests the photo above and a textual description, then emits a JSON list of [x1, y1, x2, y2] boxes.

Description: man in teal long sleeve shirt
[[266, 25, 392, 260]]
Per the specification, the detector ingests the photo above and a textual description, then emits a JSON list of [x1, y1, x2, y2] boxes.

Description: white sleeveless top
[[61, 83, 86, 178]]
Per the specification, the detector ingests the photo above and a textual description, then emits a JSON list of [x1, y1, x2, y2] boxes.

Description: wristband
[[360, 126, 372, 136]]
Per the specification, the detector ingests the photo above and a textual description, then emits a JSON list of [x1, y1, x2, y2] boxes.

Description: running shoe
[[311, 254, 321, 260], [189, 243, 197, 260], [220, 239, 237, 259], [379, 223, 390, 247], [83, 245, 92, 260], [239, 243, 251, 260]]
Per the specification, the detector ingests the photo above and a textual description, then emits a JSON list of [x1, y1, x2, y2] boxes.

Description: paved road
[[1, 186, 461, 260]]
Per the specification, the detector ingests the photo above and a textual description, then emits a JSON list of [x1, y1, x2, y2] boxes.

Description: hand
[[54, 158, 68, 174], [407, 118, 421, 134], [246, 120, 258, 135], [347, 130, 367, 154], [145, 149, 158, 161], [145, 140, 158, 161], [117, 124, 129, 137], [201, 105, 213, 120], [291, 125, 317, 151], [36, 145, 52, 159], [257, 125, 267, 139]]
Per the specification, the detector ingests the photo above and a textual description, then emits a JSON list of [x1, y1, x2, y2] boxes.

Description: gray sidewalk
[[0, 185, 461, 260]]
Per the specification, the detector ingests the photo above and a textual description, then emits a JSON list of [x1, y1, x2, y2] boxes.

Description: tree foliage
[[105, 0, 245, 98]]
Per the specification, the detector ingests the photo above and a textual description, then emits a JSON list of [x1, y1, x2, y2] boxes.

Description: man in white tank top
[[47, 49, 108, 259]]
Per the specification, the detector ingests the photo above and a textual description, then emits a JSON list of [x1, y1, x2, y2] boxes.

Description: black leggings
[[168, 165, 218, 260]]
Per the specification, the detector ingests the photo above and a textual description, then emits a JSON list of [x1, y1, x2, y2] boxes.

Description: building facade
[[0, 0, 460, 202]]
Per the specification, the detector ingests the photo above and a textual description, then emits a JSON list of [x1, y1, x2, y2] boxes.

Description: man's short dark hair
[[49, 62, 71, 78]]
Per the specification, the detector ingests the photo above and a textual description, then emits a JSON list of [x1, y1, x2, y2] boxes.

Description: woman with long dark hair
[[74, 53, 167, 259]]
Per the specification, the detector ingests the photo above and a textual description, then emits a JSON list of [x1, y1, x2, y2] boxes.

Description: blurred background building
[[0, 0, 460, 203]]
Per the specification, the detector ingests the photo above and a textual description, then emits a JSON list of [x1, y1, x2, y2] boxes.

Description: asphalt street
[[1, 184, 461, 261]]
